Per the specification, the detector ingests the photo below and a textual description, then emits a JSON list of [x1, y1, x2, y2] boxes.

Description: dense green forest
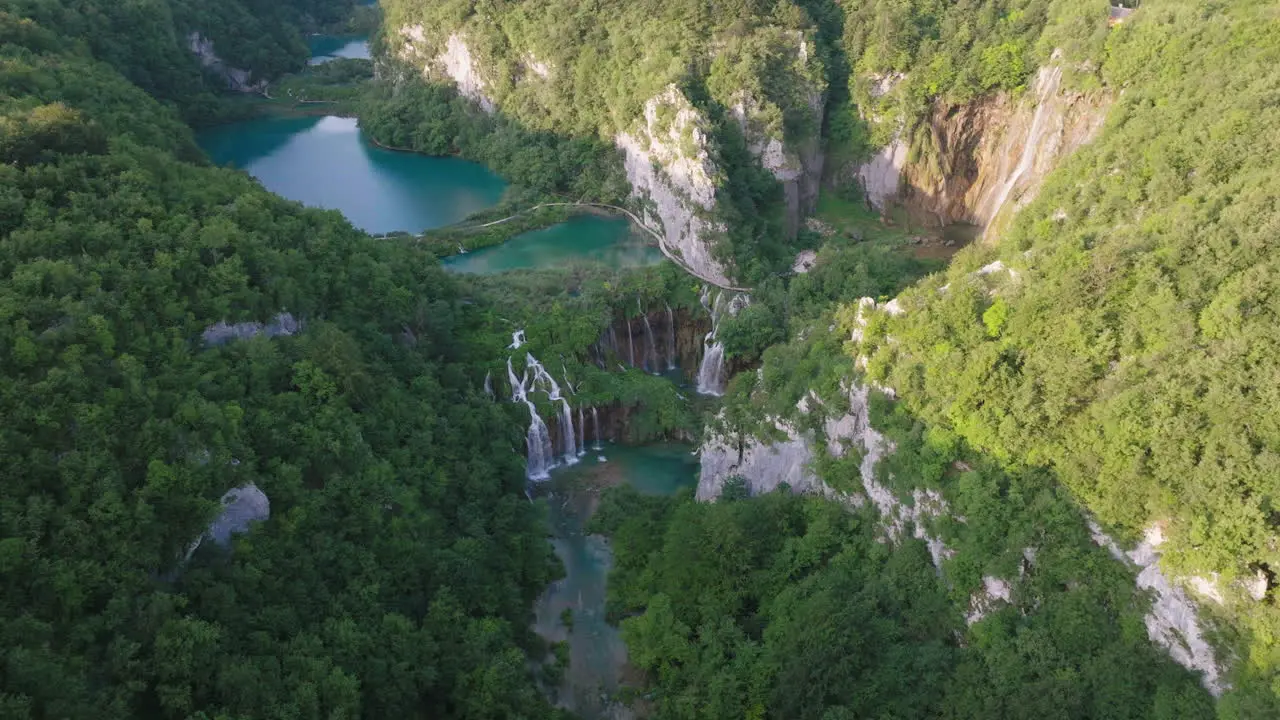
[[594, 483, 1213, 718], [8, 0, 1280, 717], [0, 5, 573, 717]]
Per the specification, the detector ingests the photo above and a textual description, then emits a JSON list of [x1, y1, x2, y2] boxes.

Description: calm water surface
[[308, 35, 370, 64], [443, 215, 664, 274], [533, 444, 697, 717], [198, 116, 506, 234]]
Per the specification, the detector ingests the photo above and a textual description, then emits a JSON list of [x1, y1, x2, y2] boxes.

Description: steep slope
[[844, 0, 1280, 709]]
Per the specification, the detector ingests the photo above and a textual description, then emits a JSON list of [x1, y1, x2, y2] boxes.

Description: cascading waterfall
[[592, 407, 603, 450], [982, 65, 1065, 224], [483, 371, 494, 398], [525, 353, 577, 465], [697, 290, 748, 396], [665, 303, 676, 370], [577, 407, 586, 457], [508, 356, 554, 479], [697, 341, 726, 396]]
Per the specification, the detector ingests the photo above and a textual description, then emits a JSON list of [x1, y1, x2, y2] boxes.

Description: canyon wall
[[855, 61, 1110, 236]]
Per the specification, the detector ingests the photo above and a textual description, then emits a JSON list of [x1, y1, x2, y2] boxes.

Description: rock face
[[398, 27, 495, 112], [858, 60, 1109, 236], [1088, 522, 1226, 696], [730, 99, 825, 237], [857, 138, 910, 211], [202, 312, 302, 346], [617, 86, 732, 286], [698, 418, 836, 500], [186, 32, 268, 93], [208, 484, 271, 546], [698, 383, 953, 568]]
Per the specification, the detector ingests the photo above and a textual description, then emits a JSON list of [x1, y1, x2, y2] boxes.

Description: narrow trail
[[460, 202, 751, 291]]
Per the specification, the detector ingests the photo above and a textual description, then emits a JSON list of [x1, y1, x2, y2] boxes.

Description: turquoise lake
[[198, 115, 507, 235], [443, 215, 664, 274], [307, 35, 370, 64]]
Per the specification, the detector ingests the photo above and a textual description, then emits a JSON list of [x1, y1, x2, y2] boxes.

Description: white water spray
[[696, 290, 748, 396], [507, 356, 554, 479], [592, 407, 603, 450]]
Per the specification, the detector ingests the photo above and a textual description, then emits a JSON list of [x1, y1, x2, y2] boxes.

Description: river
[[532, 444, 697, 718]]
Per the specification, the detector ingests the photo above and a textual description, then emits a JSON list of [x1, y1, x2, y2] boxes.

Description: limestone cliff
[[186, 32, 268, 94], [616, 87, 732, 286], [698, 383, 953, 569], [397, 27, 495, 112], [856, 60, 1109, 237], [719, 30, 827, 238]]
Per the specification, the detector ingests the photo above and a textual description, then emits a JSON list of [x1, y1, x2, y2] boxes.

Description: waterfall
[[641, 315, 658, 373], [627, 318, 635, 368], [558, 398, 578, 464], [697, 341, 726, 396], [592, 407, 603, 450], [982, 65, 1064, 224], [696, 291, 748, 396], [665, 303, 676, 370], [577, 407, 586, 457], [483, 371, 494, 398], [508, 357, 554, 479]]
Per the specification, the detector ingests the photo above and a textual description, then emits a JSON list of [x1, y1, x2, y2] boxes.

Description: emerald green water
[[533, 444, 696, 717], [307, 35, 370, 64], [198, 116, 507, 235], [443, 215, 664, 274]]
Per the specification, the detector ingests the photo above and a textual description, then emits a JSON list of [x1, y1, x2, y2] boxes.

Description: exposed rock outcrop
[[857, 59, 1109, 238], [184, 483, 271, 562], [388, 23, 826, 287], [1088, 522, 1227, 696], [698, 383, 953, 569], [186, 32, 267, 93], [398, 27, 495, 112], [203, 312, 302, 347], [617, 86, 731, 286], [966, 576, 1013, 625]]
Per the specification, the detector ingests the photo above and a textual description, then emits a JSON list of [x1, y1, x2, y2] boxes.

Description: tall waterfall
[[665, 303, 676, 370], [641, 315, 658, 373], [483, 371, 494, 398], [981, 65, 1065, 225], [508, 357, 554, 479], [558, 398, 578, 464], [592, 407, 603, 450], [627, 318, 636, 368], [577, 407, 586, 457], [696, 290, 748, 396]]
